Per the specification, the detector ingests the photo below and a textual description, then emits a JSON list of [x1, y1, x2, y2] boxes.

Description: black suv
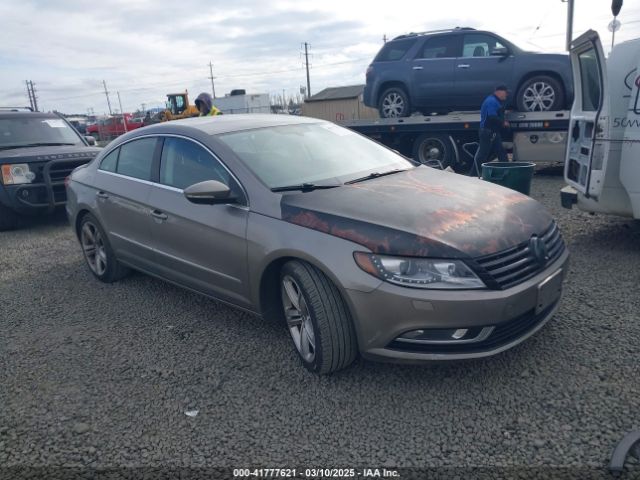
[[0, 109, 101, 230], [363, 27, 573, 117]]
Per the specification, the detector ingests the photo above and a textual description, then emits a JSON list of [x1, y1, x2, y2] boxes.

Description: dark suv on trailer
[[0, 109, 101, 230], [364, 27, 573, 117]]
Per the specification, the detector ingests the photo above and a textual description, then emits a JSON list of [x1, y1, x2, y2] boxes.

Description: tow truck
[[342, 110, 570, 172]]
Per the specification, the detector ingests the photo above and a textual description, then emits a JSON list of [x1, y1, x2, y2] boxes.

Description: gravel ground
[[1, 171, 639, 479]]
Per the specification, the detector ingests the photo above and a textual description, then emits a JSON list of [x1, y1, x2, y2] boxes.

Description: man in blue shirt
[[471, 85, 509, 176]]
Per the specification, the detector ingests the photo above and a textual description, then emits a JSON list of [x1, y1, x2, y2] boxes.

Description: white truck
[[561, 30, 640, 219]]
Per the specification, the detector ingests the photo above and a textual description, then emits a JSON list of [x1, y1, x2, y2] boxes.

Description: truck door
[[564, 30, 610, 197], [411, 35, 459, 109], [454, 33, 515, 109]]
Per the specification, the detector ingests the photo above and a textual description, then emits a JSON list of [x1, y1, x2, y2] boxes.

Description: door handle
[[96, 191, 109, 199], [457, 64, 470, 68], [151, 210, 168, 221], [412, 66, 424, 70]]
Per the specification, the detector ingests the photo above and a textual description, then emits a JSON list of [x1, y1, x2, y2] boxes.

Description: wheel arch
[[376, 80, 410, 105], [257, 252, 355, 324], [74, 208, 92, 239], [515, 71, 566, 100]]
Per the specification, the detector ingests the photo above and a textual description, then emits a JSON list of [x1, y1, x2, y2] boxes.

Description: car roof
[[140, 114, 324, 136], [391, 27, 477, 41]]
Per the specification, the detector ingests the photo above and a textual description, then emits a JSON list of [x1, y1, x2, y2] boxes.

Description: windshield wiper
[[271, 182, 341, 192], [0, 142, 77, 151], [345, 169, 407, 185]]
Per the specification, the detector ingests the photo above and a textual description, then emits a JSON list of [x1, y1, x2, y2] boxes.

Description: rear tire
[[0, 204, 20, 231], [412, 134, 458, 169], [280, 260, 357, 374], [378, 87, 411, 118], [78, 213, 130, 283], [516, 75, 565, 112]]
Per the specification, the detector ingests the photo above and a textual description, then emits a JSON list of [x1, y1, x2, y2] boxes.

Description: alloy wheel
[[81, 221, 108, 276], [382, 92, 405, 118], [281, 275, 316, 363], [522, 82, 556, 111]]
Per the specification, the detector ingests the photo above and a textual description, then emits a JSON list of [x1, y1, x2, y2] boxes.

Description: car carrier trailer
[[341, 110, 570, 172]]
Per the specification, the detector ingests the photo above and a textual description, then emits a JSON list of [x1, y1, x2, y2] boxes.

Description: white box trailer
[[213, 93, 270, 115], [561, 30, 640, 219]]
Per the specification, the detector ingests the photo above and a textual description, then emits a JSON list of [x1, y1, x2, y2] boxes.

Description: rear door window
[[462, 34, 505, 57], [374, 38, 418, 61], [99, 148, 119, 172], [578, 48, 601, 111], [419, 35, 460, 59], [159, 137, 233, 190], [116, 137, 157, 181]]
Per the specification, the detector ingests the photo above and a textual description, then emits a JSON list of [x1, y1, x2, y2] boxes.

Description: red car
[[86, 114, 144, 141]]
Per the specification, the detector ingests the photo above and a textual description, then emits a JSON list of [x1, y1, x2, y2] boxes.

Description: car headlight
[[1, 164, 36, 185], [354, 252, 486, 290]]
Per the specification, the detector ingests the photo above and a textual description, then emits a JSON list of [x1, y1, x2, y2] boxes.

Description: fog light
[[397, 326, 493, 344]]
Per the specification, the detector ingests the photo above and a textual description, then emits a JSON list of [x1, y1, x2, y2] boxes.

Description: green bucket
[[481, 162, 535, 195]]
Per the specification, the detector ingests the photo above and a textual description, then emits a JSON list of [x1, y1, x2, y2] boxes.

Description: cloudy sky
[[1, 0, 639, 114]]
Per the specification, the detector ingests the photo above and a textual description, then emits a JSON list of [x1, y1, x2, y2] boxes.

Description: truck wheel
[[412, 134, 458, 169], [79, 213, 130, 283], [0, 204, 20, 231], [379, 87, 411, 118], [516, 75, 565, 112], [280, 260, 358, 374]]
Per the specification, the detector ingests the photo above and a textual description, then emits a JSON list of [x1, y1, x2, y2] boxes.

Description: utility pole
[[383, 34, 387, 43], [611, 0, 624, 49], [25, 80, 34, 110], [304, 42, 311, 99], [564, 0, 575, 51], [283, 89, 286, 109], [31, 81, 38, 111], [117, 91, 127, 132], [208, 61, 216, 99], [25, 81, 38, 111], [102, 80, 113, 115], [141, 103, 146, 113]]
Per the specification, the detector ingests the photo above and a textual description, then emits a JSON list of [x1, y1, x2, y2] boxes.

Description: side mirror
[[184, 180, 238, 205], [490, 47, 509, 57], [85, 136, 97, 146]]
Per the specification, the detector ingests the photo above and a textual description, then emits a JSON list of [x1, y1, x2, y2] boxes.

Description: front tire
[[516, 75, 565, 112], [79, 213, 130, 283], [0, 204, 20, 231], [280, 260, 357, 374], [378, 87, 411, 118]]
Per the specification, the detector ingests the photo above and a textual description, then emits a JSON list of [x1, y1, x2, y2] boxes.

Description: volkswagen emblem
[[529, 236, 549, 265]]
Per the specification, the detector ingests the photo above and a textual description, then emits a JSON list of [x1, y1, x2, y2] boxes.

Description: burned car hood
[[281, 167, 552, 259]]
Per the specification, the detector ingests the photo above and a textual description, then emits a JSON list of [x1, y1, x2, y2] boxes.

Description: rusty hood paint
[[280, 167, 552, 259]]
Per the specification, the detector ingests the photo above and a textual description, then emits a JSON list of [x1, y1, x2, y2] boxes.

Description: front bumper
[[344, 249, 569, 362], [0, 158, 90, 214]]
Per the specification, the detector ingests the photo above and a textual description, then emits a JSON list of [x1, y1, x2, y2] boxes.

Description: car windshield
[[0, 117, 83, 148], [217, 122, 414, 189]]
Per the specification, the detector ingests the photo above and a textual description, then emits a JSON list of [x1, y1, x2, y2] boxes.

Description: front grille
[[474, 222, 565, 289], [386, 300, 557, 355], [35, 158, 90, 182]]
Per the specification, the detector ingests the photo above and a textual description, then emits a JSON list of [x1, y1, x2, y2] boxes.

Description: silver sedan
[[66, 115, 568, 374]]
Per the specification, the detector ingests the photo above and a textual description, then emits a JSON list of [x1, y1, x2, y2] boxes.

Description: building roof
[[305, 85, 365, 103]]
